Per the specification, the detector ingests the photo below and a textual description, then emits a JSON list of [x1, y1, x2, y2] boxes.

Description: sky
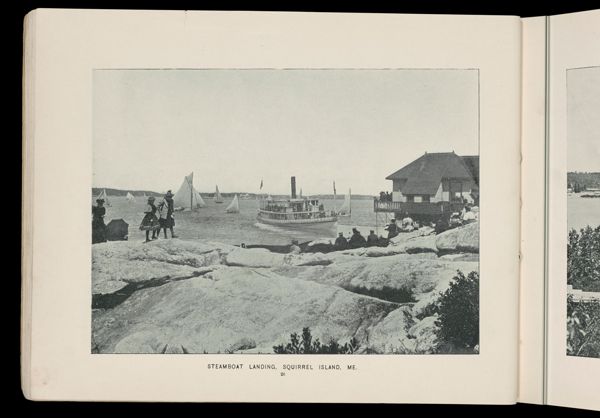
[[93, 69, 479, 195], [568, 66, 600, 172]]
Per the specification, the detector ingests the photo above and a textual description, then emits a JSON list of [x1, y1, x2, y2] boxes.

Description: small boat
[[173, 172, 205, 211], [337, 188, 351, 217], [225, 195, 240, 213], [126, 192, 136, 203], [257, 176, 337, 234], [215, 185, 224, 203]]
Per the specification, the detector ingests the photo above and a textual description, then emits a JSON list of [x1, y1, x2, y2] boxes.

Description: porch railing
[[373, 199, 465, 215]]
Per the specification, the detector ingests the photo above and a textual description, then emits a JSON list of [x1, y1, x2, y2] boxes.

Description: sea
[[568, 194, 600, 231], [96, 196, 391, 245]]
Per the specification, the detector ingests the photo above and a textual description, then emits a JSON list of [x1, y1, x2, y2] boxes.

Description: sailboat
[[95, 189, 110, 206], [225, 194, 240, 213], [214, 186, 224, 203], [337, 188, 351, 216], [173, 172, 206, 211], [126, 192, 136, 203]]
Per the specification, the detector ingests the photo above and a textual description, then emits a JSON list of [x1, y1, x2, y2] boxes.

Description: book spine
[[21, 8, 37, 401]]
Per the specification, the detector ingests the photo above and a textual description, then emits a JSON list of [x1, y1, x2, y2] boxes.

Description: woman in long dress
[[139, 196, 160, 242], [92, 198, 107, 244]]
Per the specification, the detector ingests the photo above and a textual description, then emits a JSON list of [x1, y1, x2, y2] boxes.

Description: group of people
[[91, 190, 179, 244], [379, 191, 393, 202], [330, 216, 422, 251], [333, 228, 384, 250], [139, 190, 177, 242]]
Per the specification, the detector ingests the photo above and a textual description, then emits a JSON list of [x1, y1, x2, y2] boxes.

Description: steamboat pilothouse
[[257, 176, 338, 234]]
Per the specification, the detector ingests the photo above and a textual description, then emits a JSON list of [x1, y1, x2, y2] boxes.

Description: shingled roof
[[385, 152, 476, 195]]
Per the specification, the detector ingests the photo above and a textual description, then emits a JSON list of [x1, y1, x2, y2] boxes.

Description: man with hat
[[158, 190, 177, 239], [334, 232, 348, 250], [92, 198, 107, 244]]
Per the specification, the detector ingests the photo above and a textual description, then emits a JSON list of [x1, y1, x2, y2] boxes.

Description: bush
[[435, 270, 479, 350], [273, 327, 360, 354], [567, 296, 600, 358], [568, 226, 600, 292]]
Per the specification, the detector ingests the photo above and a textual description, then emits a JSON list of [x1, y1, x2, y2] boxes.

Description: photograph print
[[91, 69, 480, 354], [566, 66, 600, 359]]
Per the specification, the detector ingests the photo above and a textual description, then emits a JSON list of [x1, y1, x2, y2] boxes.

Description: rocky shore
[[92, 222, 479, 354]]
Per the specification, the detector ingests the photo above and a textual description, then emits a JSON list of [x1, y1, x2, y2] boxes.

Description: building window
[[422, 195, 430, 202], [407, 195, 414, 202]]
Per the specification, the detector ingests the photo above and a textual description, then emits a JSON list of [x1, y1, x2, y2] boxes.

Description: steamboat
[[257, 176, 338, 235]]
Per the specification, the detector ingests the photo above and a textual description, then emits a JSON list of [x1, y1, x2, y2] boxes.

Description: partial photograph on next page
[[91, 69, 481, 355], [566, 66, 600, 359]]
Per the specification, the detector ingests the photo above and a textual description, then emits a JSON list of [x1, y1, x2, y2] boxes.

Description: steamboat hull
[[257, 213, 338, 236]]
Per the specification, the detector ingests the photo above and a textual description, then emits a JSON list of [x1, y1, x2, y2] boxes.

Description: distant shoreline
[[92, 188, 376, 200]]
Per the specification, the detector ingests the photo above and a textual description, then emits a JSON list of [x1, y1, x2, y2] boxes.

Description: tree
[[435, 270, 479, 350]]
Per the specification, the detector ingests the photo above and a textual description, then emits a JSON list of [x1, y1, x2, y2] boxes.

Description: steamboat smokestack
[[291, 176, 297, 199]]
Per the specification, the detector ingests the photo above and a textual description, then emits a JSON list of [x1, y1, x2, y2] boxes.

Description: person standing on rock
[[92, 198, 107, 244], [385, 218, 399, 239], [158, 190, 178, 239], [139, 196, 160, 242]]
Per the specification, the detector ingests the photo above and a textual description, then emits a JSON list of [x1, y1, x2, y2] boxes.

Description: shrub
[[273, 327, 360, 354], [435, 270, 479, 350], [568, 226, 600, 292], [567, 296, 600, 358]]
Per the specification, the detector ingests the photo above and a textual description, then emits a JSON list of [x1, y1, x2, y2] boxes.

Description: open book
[[21, 9, 600, 409]]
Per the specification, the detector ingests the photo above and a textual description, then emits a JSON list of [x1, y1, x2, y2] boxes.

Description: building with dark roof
[[376, 151, 479, 218]]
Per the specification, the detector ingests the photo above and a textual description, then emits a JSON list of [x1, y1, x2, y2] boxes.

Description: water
[[568, 194, 600, 231], [96, 196, 388, 245]]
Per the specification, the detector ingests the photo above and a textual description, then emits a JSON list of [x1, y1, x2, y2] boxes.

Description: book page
[[518, 15, 547, 405], [546, 9, 600, 411], [23, 9, 521, 403]]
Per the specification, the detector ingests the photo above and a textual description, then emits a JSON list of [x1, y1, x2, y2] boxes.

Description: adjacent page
[[22, 10, 521, 403], [546, 9, 600, 411]]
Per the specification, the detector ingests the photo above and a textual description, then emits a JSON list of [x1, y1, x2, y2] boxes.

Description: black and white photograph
[[566, 66, 600, 359], [91, 69, 480, 355]]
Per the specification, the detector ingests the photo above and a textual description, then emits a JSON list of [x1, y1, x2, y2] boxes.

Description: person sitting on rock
[[334, 232, 348, 250], [385, 218, 399, 239], [462, 205, 477, 223], [348, 228, 367, 249], [367, 230, 379, 246], [448, 212, 463, 228]]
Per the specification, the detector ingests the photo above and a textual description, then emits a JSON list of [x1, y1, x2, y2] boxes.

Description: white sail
[[338, 188, 351, 215], [173, 172, 196, 210], [193, 187, 206, 208], [96, 189, 111, 206], [126, 192, 136, 203], [225, 194, 240, 213], [215, 185, 223, 203]]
